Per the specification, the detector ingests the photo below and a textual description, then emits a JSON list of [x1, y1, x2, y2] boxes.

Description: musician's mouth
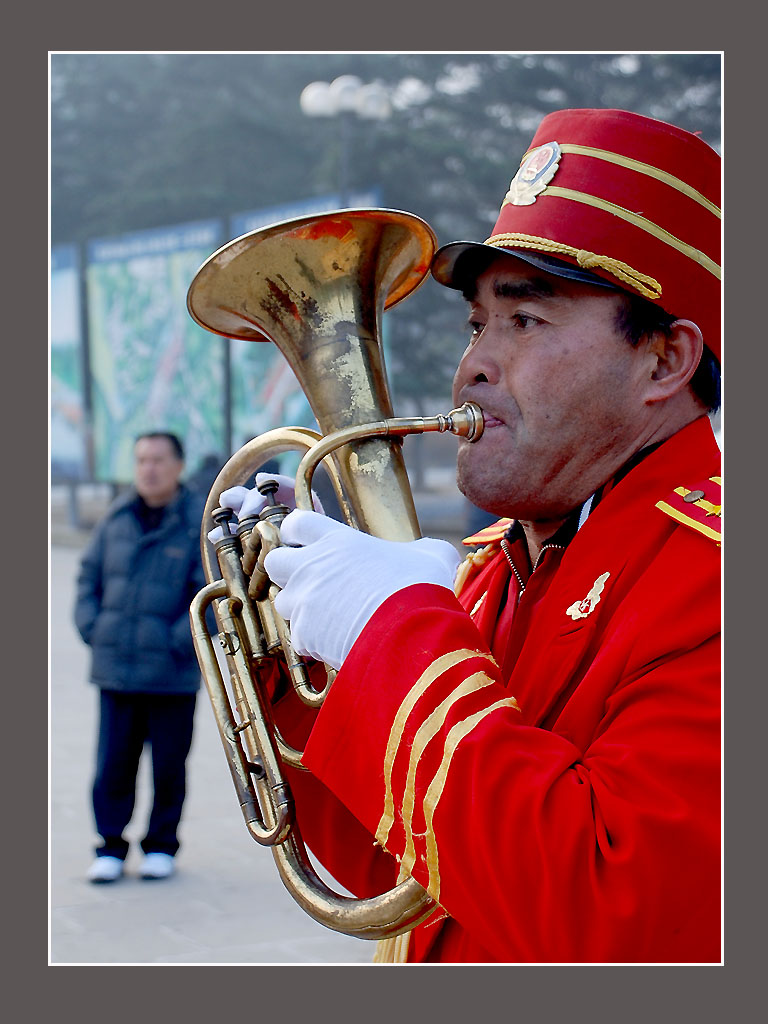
[[482, 411, 505, 429]]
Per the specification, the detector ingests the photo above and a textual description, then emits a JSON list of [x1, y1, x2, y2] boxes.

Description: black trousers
[[92, 690, 197, 860]]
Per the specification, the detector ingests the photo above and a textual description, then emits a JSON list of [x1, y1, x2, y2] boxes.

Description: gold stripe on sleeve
[[422, 698, 521, 901], [375, 649, 497, 847], [398, 671, 499, 874]]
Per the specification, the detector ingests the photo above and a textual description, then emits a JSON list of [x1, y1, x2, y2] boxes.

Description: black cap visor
[[431, 241, 622, 294]]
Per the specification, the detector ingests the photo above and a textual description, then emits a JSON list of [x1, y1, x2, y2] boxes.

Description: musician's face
[[452, 256, 651, 523], [134, 436, 183, 507]]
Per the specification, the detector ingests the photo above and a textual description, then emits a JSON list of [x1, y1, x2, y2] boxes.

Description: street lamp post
[[299, 75, 391, 207]]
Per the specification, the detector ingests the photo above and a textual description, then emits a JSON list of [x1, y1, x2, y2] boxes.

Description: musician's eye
[[511, 312, 540, 330], [467, 319, 485, 341]]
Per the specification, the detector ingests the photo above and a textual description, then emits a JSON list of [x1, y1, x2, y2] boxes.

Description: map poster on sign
[[51, 244, 88, 480], [85, 220, 225, 483]]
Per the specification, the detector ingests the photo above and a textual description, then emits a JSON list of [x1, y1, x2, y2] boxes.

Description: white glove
[[264, 509, 461, 670], [207, 473, 324, 542]]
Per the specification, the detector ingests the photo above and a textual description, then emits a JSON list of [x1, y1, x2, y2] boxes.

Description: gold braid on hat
[[485, 232, 663, 301]]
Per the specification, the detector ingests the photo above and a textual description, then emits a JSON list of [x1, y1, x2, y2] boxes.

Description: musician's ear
[[641, 319, 704, 403]]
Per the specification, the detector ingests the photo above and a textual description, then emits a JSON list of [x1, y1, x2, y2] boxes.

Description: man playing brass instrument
[[219, 108, 721, 963]]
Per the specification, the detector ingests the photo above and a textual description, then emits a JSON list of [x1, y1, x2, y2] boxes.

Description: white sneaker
[[87, 855, 124, 884], [140, 852, 175, 880]]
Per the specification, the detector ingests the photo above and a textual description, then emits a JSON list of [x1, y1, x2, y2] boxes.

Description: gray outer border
[[29, 28, 753, 1024]]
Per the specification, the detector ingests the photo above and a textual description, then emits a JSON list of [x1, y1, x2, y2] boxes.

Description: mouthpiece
[[441, 402, 484, 442]]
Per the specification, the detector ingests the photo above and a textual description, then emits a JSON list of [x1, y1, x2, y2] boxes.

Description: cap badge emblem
[[503, 142, 561, 207], [566, 572, 610, 621]]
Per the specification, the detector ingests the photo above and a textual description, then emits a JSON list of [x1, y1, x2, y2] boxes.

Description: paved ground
[[51, 540, 380, 965], [49, 480, 472, 965], [48, 540, 385, 962]]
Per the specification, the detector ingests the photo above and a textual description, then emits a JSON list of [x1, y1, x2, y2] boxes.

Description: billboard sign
[[85, 219, 225, 482], [51, 244, 88, 480]]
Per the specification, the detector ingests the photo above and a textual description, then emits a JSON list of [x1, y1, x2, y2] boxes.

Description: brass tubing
[[271, 827, 437, 940], [215, 596, 294, 846], [200, 427, 329, 585], [190, 582, 292, 846], [191, 410, 481, 930], [269, 585, 331, 709], [193, 519, 437, 937], [295, 402, 484, 511], [193, 547, 433, 937], [213, 534, 268, 662]]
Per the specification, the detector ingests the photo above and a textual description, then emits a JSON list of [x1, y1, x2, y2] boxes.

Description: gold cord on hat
[[486, 231, 663, 300]]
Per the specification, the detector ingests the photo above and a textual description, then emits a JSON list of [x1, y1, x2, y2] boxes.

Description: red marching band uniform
[[275, 415, 721, 963], [272, 107, 722, 963]]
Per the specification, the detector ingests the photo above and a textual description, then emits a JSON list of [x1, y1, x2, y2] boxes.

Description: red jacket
[[276, 415, 721, 963]]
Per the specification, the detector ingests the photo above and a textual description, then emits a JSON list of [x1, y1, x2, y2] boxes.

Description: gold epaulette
[[454, 518, 513, 596], [655, 476, 722, 544], [461, 517, 514, 547]]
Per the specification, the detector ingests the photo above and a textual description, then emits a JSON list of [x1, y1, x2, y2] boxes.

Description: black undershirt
[[133, 495, 169, 534]]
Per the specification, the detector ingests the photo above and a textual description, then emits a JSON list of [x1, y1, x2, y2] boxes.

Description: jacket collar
[[502, 414, 719, 550]]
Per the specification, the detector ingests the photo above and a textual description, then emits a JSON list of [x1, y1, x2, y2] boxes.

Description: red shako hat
[[431, 108, 722, 360]]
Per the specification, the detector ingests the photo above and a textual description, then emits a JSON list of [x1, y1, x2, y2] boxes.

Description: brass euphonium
[[186, 209, 483, 940]]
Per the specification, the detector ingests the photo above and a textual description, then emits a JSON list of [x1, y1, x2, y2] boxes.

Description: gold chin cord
[[186, 209, 483, 941]]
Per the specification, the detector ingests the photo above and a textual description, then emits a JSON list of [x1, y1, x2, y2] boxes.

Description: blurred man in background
[[75, 431, 205, 883]]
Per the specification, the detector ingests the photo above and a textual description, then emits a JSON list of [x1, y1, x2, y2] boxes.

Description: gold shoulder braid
[[454, 544, 500, 596], [456, 517, 512, 594], [655, 475, 722, 545]]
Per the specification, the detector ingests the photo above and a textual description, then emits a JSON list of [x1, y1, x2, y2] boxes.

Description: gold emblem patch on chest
[[566, 572, 611, 620]]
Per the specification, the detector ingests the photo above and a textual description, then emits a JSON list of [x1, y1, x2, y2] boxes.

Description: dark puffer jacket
[[74, 485, 207, 693]]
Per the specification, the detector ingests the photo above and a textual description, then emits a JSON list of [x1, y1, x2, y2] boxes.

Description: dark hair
[[614, 293, 721, 413], [135, 431, 185, 460]]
